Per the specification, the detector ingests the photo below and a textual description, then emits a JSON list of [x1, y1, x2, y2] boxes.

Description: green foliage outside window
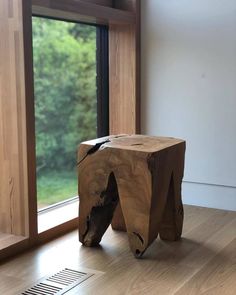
[[32, 17, 97, 208]]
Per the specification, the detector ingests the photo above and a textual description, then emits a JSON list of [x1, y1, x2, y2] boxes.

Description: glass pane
[[32, 17, 97, 210]]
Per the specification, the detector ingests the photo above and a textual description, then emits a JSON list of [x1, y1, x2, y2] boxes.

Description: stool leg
[[116, 179, 152, 258], [79, 172, 119, 247], [159, 173, 184, 241]]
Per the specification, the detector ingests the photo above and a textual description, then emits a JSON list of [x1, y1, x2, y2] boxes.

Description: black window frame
[[96, 25, 109, 137]]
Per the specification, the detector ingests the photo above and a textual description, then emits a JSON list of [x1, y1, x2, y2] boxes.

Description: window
[[32, 16, 108, 228], [0, 0, 139, 260]]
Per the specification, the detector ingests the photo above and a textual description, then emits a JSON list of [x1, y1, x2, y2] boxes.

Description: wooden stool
[[78, 135, 186, 258]]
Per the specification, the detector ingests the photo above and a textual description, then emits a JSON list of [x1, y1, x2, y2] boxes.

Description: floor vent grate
[[21, 268, 94, 295]]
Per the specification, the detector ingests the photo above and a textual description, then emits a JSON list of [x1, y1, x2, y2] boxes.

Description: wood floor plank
[[179, 216, 236, 269], [0, 274, 26, 295], [174, 238, 236, 295], [182, 205, 227, 234], [0, 205, 235, 295]]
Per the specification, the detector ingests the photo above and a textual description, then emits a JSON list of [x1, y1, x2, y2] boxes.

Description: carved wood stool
[[78, 135, 186, 258]]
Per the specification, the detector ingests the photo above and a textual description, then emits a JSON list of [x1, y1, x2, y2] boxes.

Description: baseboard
[[182, 181, 236, 211]]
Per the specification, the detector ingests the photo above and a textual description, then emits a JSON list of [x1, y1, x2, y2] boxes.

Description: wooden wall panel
[[109, 25, 137, 134], [109, 0, 140, 134], [113, 0, 136, 11], [32, 0, 135, 25], [0, 0, 29, 236], [85, 0, 113, 6]]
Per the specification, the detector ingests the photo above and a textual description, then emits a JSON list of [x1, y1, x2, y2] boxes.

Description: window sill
[[38, 198, 79, 233], [0, 233, 27, 251]]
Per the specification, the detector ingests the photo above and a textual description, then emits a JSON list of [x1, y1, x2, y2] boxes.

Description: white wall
[[141, 0, 236, 211]]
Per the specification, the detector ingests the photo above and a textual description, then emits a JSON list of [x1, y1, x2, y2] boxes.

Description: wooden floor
[[0, 205, 235, 295]]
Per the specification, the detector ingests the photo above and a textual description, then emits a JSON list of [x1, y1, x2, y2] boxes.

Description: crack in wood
[[77, 139, 110, 166], [132, 232, 144, 244]]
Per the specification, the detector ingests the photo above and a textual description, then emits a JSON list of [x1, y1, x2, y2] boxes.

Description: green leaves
[[33, 17, 97, 175]]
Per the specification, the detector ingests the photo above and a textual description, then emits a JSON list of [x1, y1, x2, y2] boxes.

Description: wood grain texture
[[0, 0, 29, 236], [22, 0, 38, 241], [113, 0, 136, 11], [85, 0, 113, 6], [175, 237, 236, 295], [32, 0, 135, 25], [0, 236, 28, 262], [109, 24, 137, 134], [0, 206, 235, 294], [78, 135, 185, 257], [0, 233, 26, 251], [109, 0, 140, 134]]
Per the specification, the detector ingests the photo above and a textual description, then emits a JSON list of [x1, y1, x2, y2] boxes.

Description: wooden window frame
[[0, 0, 140, 261]]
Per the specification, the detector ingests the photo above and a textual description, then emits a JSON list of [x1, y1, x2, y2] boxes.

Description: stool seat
[[78, 134, 186, 258]]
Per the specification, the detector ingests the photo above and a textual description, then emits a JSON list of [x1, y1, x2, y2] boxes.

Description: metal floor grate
[[21, 268, 94, 295]]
